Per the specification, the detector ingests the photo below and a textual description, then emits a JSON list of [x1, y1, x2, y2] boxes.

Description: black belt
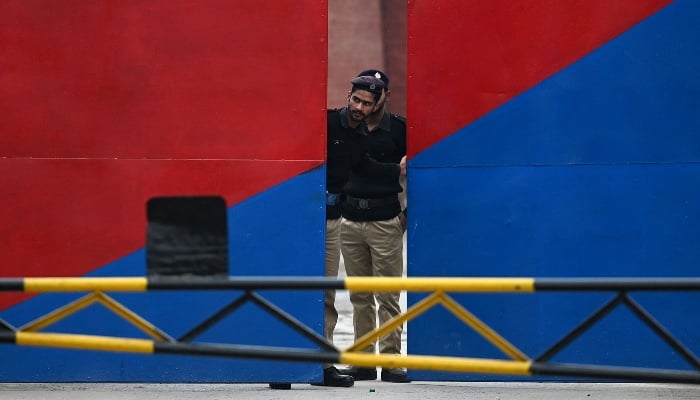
[[345, 194, 398, 210]]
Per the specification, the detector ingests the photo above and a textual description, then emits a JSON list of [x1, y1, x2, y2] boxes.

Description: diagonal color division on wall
[[0, 0, 327, 383], [407, 0, 700, 381]]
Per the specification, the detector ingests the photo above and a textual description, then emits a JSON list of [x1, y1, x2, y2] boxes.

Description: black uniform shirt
[[341, 111, 407, 222], [326, 108, 400, 220]]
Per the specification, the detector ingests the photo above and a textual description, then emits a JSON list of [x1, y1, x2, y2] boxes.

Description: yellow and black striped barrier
[[5, 276, 700, 292], [2, 276, 700, 383]]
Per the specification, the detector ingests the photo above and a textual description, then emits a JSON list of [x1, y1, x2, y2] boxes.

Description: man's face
[[347, 89, 378, 122]]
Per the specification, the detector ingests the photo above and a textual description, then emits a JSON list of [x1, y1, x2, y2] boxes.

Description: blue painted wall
[[408, 0, 700, 380], [0, 169, 326, 382]]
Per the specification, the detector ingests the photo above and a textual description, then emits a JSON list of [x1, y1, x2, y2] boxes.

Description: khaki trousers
[[341, 217, 404, 355], [324, 218, 342, 343]]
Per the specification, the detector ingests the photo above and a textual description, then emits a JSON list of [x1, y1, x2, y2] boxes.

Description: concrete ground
[[1, 382, 699, 400]]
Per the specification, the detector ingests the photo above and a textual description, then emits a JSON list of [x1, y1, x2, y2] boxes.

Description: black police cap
[[357, 69, 389, 89], [350, 75, 386, 95]]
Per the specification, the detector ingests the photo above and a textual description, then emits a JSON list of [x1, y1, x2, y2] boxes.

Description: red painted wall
[[0, 0, 326, 309], [408, 0, 672, 157]]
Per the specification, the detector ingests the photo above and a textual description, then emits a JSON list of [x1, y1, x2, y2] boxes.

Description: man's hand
[[399, 155, 407, 176], [399, 209, 407, 232]]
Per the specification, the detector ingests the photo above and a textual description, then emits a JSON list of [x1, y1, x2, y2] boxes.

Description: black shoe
[[338, 366, 377, 381], [268, 383, 291, 389], [310, 367, 354, 387], [381, 369, 411, 383]]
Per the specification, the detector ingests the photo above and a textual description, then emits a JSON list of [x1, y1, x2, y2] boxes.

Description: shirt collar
[[373, 110, 392, 132], [339, 107, 350, 129]]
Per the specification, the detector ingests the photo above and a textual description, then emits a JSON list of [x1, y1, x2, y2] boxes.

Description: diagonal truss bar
[[536, 293, 624, 362], [0, 318, 15, 332], [178, 293, 249, 342], [346, 291, 527, 361], [94, 292, 174, 342], [248, 292, 336, 352], [623, 294, 700, 370], [346, 291, 443, 352], [439, 292, 528, 361], [19, 291, 173, 342], [180, 290, 339, 351], [20, 292, 99, 332]]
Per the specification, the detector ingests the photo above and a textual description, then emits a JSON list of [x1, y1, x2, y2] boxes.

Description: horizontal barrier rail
[[2, 276, 700, 384], [4, 276, 700, 292]]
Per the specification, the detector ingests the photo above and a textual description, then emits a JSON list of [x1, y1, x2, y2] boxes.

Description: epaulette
[[390, 113, 406, 125]]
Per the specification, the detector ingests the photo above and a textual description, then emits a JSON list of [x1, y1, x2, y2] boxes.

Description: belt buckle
[[358, 199, 369, 209], [326, 193, 338, 206]]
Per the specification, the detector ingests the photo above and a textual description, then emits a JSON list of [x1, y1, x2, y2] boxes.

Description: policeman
[[339, 69, 409, 383], [319, 74, 402, 387]]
